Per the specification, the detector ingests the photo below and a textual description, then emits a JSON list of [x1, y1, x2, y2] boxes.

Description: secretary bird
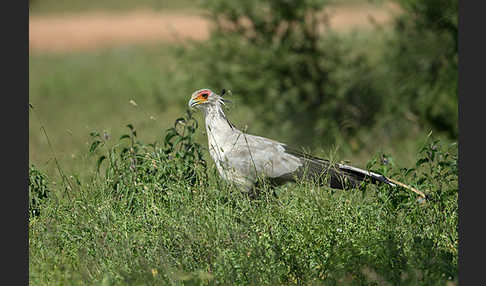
[[188, 88, 425, 198]]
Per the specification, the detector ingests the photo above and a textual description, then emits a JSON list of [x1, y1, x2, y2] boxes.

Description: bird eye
[[202, 93, 209, 98]]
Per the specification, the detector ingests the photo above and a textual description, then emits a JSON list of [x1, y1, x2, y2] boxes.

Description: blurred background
[[29, 0, 458, 179]]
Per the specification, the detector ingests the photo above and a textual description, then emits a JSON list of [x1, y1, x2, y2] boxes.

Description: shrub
[[385, 0, 458, 138], [189, 0, 387, 147], [88, 110, 208, 208], [29, 164, 50, 217], [184, 0, 458, 150]]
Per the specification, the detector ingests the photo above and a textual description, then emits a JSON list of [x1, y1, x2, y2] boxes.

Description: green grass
[[29, 115, 458, 285], [29, 8, 457, 284]]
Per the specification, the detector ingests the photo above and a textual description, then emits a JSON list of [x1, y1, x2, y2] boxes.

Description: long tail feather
[[285, 147, 425, 198]]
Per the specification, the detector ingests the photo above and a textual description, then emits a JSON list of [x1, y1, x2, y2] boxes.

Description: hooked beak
[[188, 98, 198, 108]]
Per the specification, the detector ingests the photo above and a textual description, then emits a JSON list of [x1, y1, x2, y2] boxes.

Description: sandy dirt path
[[29, 4, 399, 53]]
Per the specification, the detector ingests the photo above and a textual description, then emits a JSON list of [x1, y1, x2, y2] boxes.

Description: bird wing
[[217, 132, 303, 184], [220, 131, 396, 189]]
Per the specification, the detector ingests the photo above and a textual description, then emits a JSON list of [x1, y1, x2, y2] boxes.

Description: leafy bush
[[89, 111, 208, 208], [385, 0, 458, 138], [184, 0, 458, 151], [189, 0, 387, 147], [29, 164, 50, 217]]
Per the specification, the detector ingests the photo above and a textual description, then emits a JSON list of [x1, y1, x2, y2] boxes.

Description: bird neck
[[203, 103, 235, 134]]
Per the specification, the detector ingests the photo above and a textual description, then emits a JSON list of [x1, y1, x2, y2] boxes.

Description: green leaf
[[164, 132, 178, 144], [90, 140, 102, 153], [416, 157, 429, 167], [119, 134, 131, 141], [97, 155, 106, 172], [90, 131, 100, 138], [172, 136, 183, 148], [126, 124, 137, 137], [416, 177, 427, 185], [403, 168, 415, 177]]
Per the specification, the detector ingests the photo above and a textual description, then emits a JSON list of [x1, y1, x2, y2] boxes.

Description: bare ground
[[29, 4, 400, 53]]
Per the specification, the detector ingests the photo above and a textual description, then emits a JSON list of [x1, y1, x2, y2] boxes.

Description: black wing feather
[[283, 146, 396, 190]]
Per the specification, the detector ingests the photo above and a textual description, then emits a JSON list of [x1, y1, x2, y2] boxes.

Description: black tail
[[284, 147, 426, 198], [306, 157, 396, 190], [332, 162, 396, 189], [284, 147, 396, 189]]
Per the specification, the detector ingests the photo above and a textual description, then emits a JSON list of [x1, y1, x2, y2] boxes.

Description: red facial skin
[[196, 90, 210, 102]]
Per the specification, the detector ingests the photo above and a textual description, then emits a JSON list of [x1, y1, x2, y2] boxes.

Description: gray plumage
[[189, 88, 397, 192]]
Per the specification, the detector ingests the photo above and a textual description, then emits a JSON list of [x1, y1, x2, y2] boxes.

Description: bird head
[[188, 89, 227, 109]]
